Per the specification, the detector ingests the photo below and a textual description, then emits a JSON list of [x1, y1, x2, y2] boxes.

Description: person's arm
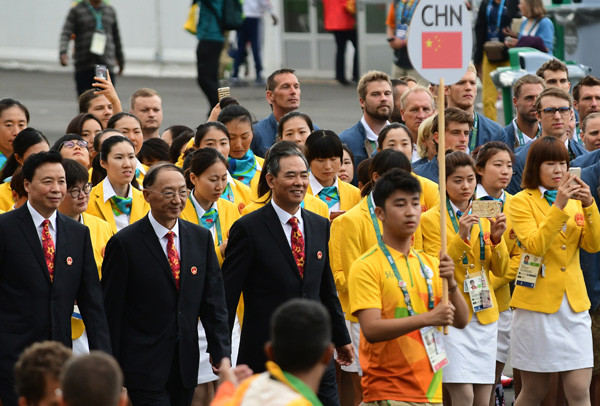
[[77, 227, 111, 353], [92, 70, 122, 113], [59, 7, 77, 65], [538, 18, 555, 54], [489, 213, 509, 277]]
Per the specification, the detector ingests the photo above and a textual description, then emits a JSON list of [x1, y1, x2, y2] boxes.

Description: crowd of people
[[2, 52, 600, 406]]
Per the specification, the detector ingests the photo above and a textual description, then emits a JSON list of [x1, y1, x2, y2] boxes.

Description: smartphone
[[95, 64, 108, 80], [569, 167, 581, 186], [218, 87, 231, 101]]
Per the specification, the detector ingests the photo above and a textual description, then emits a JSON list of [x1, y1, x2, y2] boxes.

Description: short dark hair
[[169, 131, 194, 163], [536, 59, 568, 80], [78, 89, 102, 113], [62, 158, 90, 190], [357, 157, 373, 194], [217, 105, 253, 126], [185, 148, 228, 189], [445, 151, 476, 180], [0, 127, 49, 181], [100, 135, 134, 162], [342, 143, 355, 166], [377, 123, 413, 148], [194, 122, 230, 146], [93, 129, 123, 153], [522, 137, 570, 189], [277, 111, 314, 140], [61, 352, 123, 406], [305, 130, 343, 163], [162, 125, 193, 142], [0, 98, 30, 123], [22, 151, 63, 182], [51, 134, 86, 152], [362, 149, 411, 196], [107, 112, 141, 129], [373, 168, 422, 208], [14, 341, 71, 403], [257, 141, 307, 199], [143, 163, 184, 189], [572, 75, 600, 102], [66, 113, 103, 136], [270, 299, 331, 373], [137, 138, 170, 165], [267, 68, 296, 92], [432, 108, 473, 135], [474, 141, 515, 183]]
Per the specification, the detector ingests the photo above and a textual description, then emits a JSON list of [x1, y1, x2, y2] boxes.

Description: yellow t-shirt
[[348, 244, 442, 404]]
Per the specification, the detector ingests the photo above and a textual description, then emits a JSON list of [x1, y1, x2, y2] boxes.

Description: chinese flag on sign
[[422, 32, 462, 69]]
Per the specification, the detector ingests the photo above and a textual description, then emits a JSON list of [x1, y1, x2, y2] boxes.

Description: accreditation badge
[[464, 271, 493, 313], [515, 252, 543, 288], [396, 23, 408, 39], [90, 30, 107, 55], [420, 326, 448, 372]]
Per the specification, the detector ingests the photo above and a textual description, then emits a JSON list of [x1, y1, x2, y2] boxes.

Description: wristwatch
[[387, 37, 394, 42]]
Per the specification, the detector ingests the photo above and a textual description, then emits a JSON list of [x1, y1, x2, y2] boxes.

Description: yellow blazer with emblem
[[72, 212, 114, 340], [509, 188, 600, 313], [306, 178, 361, 212], [338, 196, 423, 323], [421, 204, 509, 324], [242, 193, 330, 219], [0, 182, 13, 212], [415, 173, 440, 213], [229, 178, 252, 213], [85, 181, 150, 234], [180, 197, 241, 265]]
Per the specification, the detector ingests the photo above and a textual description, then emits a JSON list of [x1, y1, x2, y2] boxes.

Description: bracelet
[[448, 284, 458, 294]]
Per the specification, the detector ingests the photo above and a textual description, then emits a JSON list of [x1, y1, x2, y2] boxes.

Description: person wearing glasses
[[86, 136, 149, 234], [52, 134, 91, 169], [507, 88, 588, 195], [102, 163, 230, 406], [59, 158, 112, 355]]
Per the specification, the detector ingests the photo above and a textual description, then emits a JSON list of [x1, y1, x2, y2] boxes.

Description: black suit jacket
[[102, 215, 230, 390], [222, 203, 350, 372], [0, 205, 110, 383]]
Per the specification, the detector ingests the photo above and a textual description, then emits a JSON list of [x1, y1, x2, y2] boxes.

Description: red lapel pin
[[191, 266, 197, 275], [317, 251, 323, 260], [66, 257, 73, 266]]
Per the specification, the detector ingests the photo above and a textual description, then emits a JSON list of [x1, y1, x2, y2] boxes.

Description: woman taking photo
[[510, 137, 600, 406], [86, 136, 149, 234], [421, 151, 509, 406]]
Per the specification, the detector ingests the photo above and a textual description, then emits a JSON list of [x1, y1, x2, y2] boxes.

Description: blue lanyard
[[85, 1, 104, 31], [189, 196, 223, 245], [367, 193, 383, 241], [395, 0, 419, 25], [378, 239, 435, 315], [486, 0, 505, 36], [469, 114, 479, 152], [446, 197, 486, 266]]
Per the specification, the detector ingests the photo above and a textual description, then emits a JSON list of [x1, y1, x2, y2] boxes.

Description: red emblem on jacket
[[575, 213, 585, 227]]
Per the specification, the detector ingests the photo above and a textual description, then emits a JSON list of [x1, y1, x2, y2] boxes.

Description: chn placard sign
[[407, 0, 472, 85]]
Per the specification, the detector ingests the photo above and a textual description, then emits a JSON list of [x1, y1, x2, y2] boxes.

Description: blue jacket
[[414, 156, 440, 183], [251, 113, 278, 158], [581, 161, 600, 311], [518, 17, 554, 55], [501, 120, 541, 151], [571, 148, 600, 168], [506, 138, 588, 195], [412, 157, 429, 169], [472, 113, 506, 149], [339, 121, 369, 186]]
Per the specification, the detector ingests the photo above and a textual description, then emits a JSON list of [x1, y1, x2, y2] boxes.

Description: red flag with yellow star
[[421, 32, 462, 69]]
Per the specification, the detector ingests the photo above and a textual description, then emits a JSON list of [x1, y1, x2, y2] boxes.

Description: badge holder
[[90, 30, 107, 55], [515, 253, 543, 288], [464, 269, 493, 313], [420, 326, 449, 372], [396, 23, 408, 39]]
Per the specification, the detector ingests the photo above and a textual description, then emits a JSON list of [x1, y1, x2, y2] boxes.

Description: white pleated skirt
[[496, 309, 512, 364], [197, 315, 241, 384]]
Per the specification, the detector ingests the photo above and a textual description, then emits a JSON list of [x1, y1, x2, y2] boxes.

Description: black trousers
[[317, 358, 341, 406], [196, 40, 223, 117], [332, 30, 358, 83], [75, 66, 116, 96]]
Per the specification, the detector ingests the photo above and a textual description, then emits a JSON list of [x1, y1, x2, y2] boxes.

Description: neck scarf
[[228, 150, 258, 186]]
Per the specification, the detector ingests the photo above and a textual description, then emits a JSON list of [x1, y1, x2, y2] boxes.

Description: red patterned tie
[[287, 217, 305, 278], [166, 231, 180, 289], [42, 219, 55, 282]]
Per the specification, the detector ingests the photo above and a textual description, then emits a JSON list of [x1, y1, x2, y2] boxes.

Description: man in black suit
[[222, 141, 353, 406], [0, 151, 110, 406], [102, 163, 230, 406]]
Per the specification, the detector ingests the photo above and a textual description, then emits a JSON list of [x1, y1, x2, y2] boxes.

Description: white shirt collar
[[449, 198, 470, 215], [148, 210, 179, 239], [538, 185, 549, 198], [475, 183, 505, 202], [27, 201, 57, 230], [360, 116, 388, 142], [103, 177, 132, 203], [190, 191, 219, 219], [271, 198, 302, 226], [308, 172, 338, 196], [226, 172, 237, 189], [136, 159, 146, 175]]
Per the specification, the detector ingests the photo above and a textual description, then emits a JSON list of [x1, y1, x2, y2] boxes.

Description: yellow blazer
[[136, 162, 149, 186], [421, 204, 509, 324], [229, 178, 252, 214], [0, 182, 13, 212], [329, 214, 347, 313], [509, 188, 600, 313], [248, 155, 264, 200], [175, 137, 195, 168], [338, 196, 423, 323], [306, 179, 361, 212], [415, 173, 440, 212], [242, 193, 330, 219], [180, 197, 241, 265], [85, 181, 150, 234], [72, 213, 113, 340]]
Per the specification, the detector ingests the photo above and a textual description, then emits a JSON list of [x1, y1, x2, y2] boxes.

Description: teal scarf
[[318, 186, 340, 209], [200, 208, 218, 229], [109, 196, 132, 216], [543, 190, 557, 205], [228, 150, 258, 186]]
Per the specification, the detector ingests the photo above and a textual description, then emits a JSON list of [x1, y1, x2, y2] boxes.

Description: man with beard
[[445, 64, 504, 151], [340, 71, 393, 184], [400, 86, 436, 162], [502, 74, 545, 150], [129, 88, 163, 140]]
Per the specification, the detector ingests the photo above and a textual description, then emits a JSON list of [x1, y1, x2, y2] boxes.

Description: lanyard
[[574, 124, 583, 144], [446, 197, 485, 266], [512, 119, 540, 148], [85, 1, 104, 31], [486, 0, 505, 36], [367, 193, 383, 241], [395, 0, 419, 25], [189, 197, 223, 245], [469, 114, 479, 152], [378, 239, 435, 315]]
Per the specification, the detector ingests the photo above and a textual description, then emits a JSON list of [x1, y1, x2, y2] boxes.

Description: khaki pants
[[482, 53, 510, 123]]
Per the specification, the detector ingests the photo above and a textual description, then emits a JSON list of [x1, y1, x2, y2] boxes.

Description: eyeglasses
[[540, 107, 571, 117], [68, 183, 92, 198], [60, 140, 88, 149], [147, 189, 189, 200]]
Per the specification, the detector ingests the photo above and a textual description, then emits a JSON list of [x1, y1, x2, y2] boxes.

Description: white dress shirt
[[271, 199, 304, 248], [27, 201, 57, 246], [361, 116, 389, 143], [190, 191, 219, 240], [308, 172, 340, 212], [148, 211, 181, 259], [475, 183, 505, 202], [102, 177, 132, 232]]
